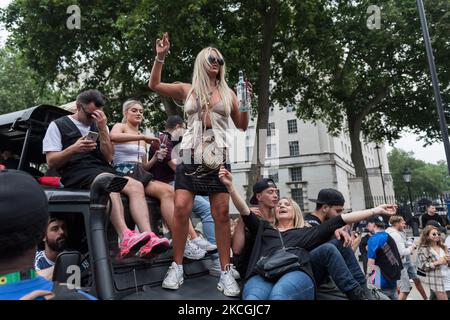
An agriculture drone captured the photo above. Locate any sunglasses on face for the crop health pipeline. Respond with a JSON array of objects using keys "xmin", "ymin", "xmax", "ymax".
[
  {"xmin": 431, "ymin": 233, "xmax": 440, "ymax": 236},
  {"xmin": 207, "ymin": 55, "xmax": 224, "ymax": 66}
]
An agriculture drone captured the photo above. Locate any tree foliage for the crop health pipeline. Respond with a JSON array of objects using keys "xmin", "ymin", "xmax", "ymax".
[
  {"xmin": 388, "ymin": 148, "xmax": 450, "ymax": 201},
  {"xmin": 0, "ymin": 47, "xmax": 61, "ymax": 115}
]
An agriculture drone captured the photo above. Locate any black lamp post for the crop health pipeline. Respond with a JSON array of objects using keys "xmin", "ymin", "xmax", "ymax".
[
  {"xmin": 375, "ymin": 144, "xmax": 387, "ymax": 203},
  {"xmin": 402, "ymin": 167, "xmax": 414, "ymax": 214},
  {"xmin": 417, "ymin": 0, "xmax": 450, "ymax": 175}
]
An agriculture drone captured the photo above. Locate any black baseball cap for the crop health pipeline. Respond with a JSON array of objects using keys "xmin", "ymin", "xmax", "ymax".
[
  {"xmin": 0, "ymin": 170, "xmax": 49, "ymax": 259},
  {"xmin": 425, "ymin": 220, "xmax": 447, "ymax": 233},
  {"xmin": 309, "ymin": 188, "xmax": 345, "ymax": 206},
  {"xmin": 368, "ymin": 215, "xmax": 387, "ymax": 229},
  {"xmin": 249, "ymin": 179, "xmax": 278, "ymax": 205},
  {"xmin": 0, "ymin": 169, "xmax": 48, "ymax": 231}
]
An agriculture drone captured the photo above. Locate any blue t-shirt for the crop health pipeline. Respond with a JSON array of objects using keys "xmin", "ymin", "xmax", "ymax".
[
  {"xmin": 367, "ymin": 232, "xmax": 397, "ymax": 289},
  {"xmin": 0, "ymin": 276, "xmax": 96, "ymax": 300}
]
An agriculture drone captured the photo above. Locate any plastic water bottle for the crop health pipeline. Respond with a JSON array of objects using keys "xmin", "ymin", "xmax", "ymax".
[
  {"xmin": 237, "ymin": 70, "xmax": 248, "ymax": 112},
  {"xmin": 157, "ymin": 143, "xmax": 166, "ymax": 162}
]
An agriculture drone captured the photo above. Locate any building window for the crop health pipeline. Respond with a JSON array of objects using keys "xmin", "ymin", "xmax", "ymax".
[
  {"xmin": 246, "ymin": 147, "xmax": 253, "ymax": 162},
  {"xmin": 287, "ymin": 119, "xmax": 298, "ymax": 134},
  {"xmin": 291, "ymin": 188, "xmax": 304, "ymax": 210},
  {"xmin": 290, "ymin": 167, "xmax": 302, "ymax": 181},
  {"xmin": 289, "ymin": 141, "xmax": 300, "ymax": 157},
  {"xmin": 267, "ymin": 144, "xmax": 277, "ymax": 158},
  {"xmin": 268, "ymin": 122, "xmax": 275, "ymax": 136},
  {"xmin": 268, "ymin": 170, "xmax": 279, "ymax": 183}
]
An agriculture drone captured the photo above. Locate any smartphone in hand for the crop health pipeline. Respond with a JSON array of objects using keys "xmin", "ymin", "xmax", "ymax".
[{"xmin": 85, "ymin": 131, "xmax": 99, "ymax": 142}]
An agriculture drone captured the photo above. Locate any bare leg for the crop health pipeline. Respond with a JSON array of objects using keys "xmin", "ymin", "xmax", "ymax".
[
  {"xmin": 413, "ymin": 278, "xmax": 428, "ymax": 300},
  {"xmin": 145, "ymin": 181, "xmax": 198, "ymax": 239},
  {"xmin": 435, "ymin": 291, "xmax": 448, "ymax": 300},
  {"xmin": 398, "ymin": 292, "xmax": 409, "ymax": 300},
  {"xmin": 109, "ymin": 192, "xmax": 129, "ymax": 240},
  {"xmin": 172, "ymin": 189, "xmax": 195, "ymax": 264},
  {"xmin": 188, "ymin": 220, "xmax": 198, "ymax": 239},
  {"xmin": 121, "ymin": 177, "xmax": 151, "ymax": 233},
  {"xmin": 209, "ymin": 192, "xmax": 231, "ymax": 270}
]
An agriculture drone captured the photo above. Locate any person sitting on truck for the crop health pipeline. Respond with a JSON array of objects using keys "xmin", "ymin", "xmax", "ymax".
[
  {"xmin": 42, "ymin": 89, "xmax": 169, "ymax": 259},
  {"xmin": 0, "ymin": 169, "xmax": 96, "ymax": 300},
  {"xmin": 110, "ymin": 100, "xmax": 211, "ymax": 260}
]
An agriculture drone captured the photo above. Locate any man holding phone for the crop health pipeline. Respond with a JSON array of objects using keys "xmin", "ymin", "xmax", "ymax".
[{"xmin": 43, "ymin": 89, "xmax": 169, "ymax": 259}]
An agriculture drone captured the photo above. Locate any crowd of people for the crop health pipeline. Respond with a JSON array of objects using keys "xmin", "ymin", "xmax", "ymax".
[{"xmin": 1, "ymin": 32, "xmax": 450, "ymax": 300}]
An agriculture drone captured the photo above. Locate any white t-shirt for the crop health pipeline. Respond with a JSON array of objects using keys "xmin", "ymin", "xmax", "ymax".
[{"xmin": 43, "ymin": 116, "xmax": 102, "ymax": 153}]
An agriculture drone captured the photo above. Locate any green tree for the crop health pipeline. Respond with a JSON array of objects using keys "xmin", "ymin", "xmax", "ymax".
[
  {"xmin": 1, "ymin": 0, "xmax": 317, "ymax": 201},
  {"xmin": 291, "ymin": 0, "xmax": 450, "ymax": 205},
  {"xmin": 0, "ymin": 48, "xmax": 60, "ymax": 115},
  {"xmin": 388, "ymin": 148, "xmax": 449, "ymax": 202}
]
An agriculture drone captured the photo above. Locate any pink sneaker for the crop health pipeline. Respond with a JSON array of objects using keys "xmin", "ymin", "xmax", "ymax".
[
  {"xmin": 137, "ymin": 233, "xmax": 170, "ymax": 258},
  {"xmin": 119, "ymin": 230, "xmax": 152, "ymax": 258}
]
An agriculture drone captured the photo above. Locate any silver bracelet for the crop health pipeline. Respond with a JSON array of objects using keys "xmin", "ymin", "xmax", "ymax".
[{"xmin": 155, "ymin": 56, "xmax": 165, "ymax": 64}]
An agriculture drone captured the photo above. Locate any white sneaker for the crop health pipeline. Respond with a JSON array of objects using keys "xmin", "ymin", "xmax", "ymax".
[
  {"xmin": 209, "ymin": 259, "xmax": 241, "ymax": 280},
  {"xmin": 217, "ymin": 270, "xmax": 240, "ymax": 297},
  {"xmin": 184, "ymin": 240, "xmax": 207, "ymax": 260},
  {"xmin": 162, "ymin": 262, "xmax": 184, "ymax": 290},
  {"xmin": 192, "ymin": 236, "xmax": 217, "ymax": 253}
]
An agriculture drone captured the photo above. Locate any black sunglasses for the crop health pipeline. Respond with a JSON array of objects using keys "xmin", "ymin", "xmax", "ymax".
[
  {"xmin": 208, "ymin": 55, "xmax": 224, "ymax": 66},
  {"xmin": 431, "ymin": 233, "xmax": 440, "ymax": 236}
]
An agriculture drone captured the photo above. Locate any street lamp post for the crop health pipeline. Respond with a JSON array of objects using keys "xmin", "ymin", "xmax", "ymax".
[
  {"xmin": 417, "ymin": 0, "xmax": 450, "ymax": 175},
  {"xmin": 402, "ymin": 167, "xmax": 419, "ymax": 236},
  {"xmin": 402, "ymin": 167, "xmax": 414, "ymax": 214},
  {"xmin": 375, "ymin": 144, "xmax": 387, "ymax": 203}
]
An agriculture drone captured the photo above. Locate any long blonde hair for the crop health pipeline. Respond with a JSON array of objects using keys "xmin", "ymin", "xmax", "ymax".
[
  {"xmin": 419, "ymin": 225, "xmax": 448, "ymax": 252},
  {"xmin": 186, "ymin": 47, "xmax": 233, "ymax": 115},
  {"xmin": 276, "ymin": 197, "xmax": 308, "ymax": 228}
]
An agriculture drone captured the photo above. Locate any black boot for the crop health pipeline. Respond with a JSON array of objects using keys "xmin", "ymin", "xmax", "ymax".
[{"xmin": 361, "ymin": 285, "xmax": 376, "ymax": 300}]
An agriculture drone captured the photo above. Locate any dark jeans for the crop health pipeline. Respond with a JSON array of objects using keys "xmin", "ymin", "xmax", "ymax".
[
  {"xmin": 328, "ymin": 239, "xmax": 366, "ymax": 286},
  {"xmin": 310, "ymin": 240, "xmax": 366, "ymax": 293}
]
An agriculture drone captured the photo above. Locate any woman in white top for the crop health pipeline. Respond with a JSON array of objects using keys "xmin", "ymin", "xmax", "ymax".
[
  {"xmin": 110, "ymin": 99, "xmax": 207, "ymax": 259},
  {"xmin": 417, "ymin": 225, "xmax": 450, "ymax": 300},
  {"xmin": 149, "ymin": 32, "xmax": 248, "ymax": 296}
]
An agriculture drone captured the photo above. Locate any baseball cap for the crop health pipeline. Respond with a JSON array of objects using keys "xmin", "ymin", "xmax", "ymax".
[
  {"xmin": 425, "ymin": 220, "xmax": 447, "ymax": 233},
  {"xmin": 249, "ymin": 179, "xmax": 278, "ymax": 205},
  {"xmin": 368, "ymin": 215, "xmax": 387, "ymax": 228},
  {"xmin": 0, "ymin": 169, "xmax": 49, "ymax": 233},
  {"xmin": 309, "ymin": 188, "xmax": 345, "ymax": 206}
]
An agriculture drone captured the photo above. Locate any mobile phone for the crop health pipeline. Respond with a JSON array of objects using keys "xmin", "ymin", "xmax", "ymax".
[{"xmin": 85, "ymin": 131, "xmax": 99, "ymax": 142}]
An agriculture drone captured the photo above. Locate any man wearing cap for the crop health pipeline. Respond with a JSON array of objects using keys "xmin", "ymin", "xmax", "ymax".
[
  {"xmin": 304, "ymin": 188, "xmax": 375, "ymax": 299},
  {"xmin": 232, "ymin": 178, "xmax": 279, "ymax": 277},
  {"xmin": 43, "ymin": 90, "xmax": 169, "ymax": 259},
  {"xmin": 367, "ymin": 216, "xmax": 403, "ymax": 300},
  {"xmin": 0, "ymin": 169, "xmax": 95, "ymax": 299}
]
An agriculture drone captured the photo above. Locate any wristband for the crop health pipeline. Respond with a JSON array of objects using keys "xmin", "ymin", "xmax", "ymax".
[{"xmin": 155, "ymin": 56, "xmax": 165, "ymax": 64}]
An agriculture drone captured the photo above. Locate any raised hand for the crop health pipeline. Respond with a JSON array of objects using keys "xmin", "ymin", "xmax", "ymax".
[
  {"xmin": 374, "ymin": 204, "xmax": 397, "ymax": 216},
  {"xmin": 156, "ymin": 32, "xmax": 170, "ymax": 57},
  {"xmin": 218, "ymin": 165, "xmax": 232, "ymax": 189},
  {"xmin": 91, "ymin": 109, "xmax": 108, "ymax": 132}
]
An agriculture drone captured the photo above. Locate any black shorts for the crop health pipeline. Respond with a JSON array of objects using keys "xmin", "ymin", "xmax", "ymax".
[{"xmin": 175, "ymin": 162, "xmax": 231, "ymax": 196}]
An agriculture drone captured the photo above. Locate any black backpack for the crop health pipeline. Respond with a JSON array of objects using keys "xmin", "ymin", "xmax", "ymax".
[{"xmin": 375, "ymin": 234, "xmax": 403, "ymax": 282}]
